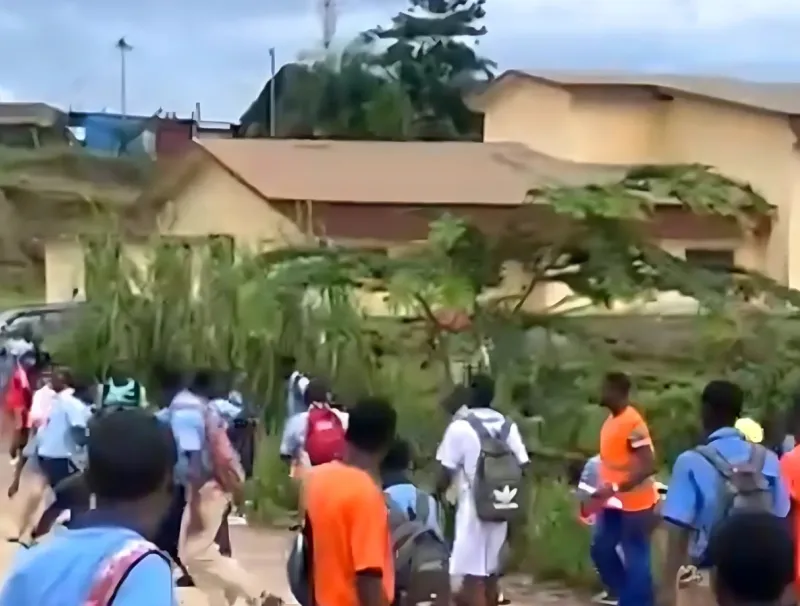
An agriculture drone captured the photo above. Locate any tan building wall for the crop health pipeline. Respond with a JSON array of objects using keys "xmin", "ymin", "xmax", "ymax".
[
  {"xmin": 45, "ymin": 238, "xmax": 85, "ymax": 303},
  {"xmin": 482, "ymin": 78, "xmax": 793, "ymax": 290}
]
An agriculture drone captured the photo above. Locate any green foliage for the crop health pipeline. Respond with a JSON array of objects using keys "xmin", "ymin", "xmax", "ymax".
[{"xmin": 50, "ymin": 166, "xmax": 800, "ymax": 587}]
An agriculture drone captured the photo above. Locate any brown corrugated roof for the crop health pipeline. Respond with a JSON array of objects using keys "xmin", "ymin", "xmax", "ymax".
[
  {"xmin": 468, "ymin": 70, "xmax": 800, "ymax": 116},
  {"xmin": 195, "ymin": 138, "xmax": 630, "ymax": 206},
  {"xmin": 0, "ymin": 103, "xmax": 66, "ymax": 127}
]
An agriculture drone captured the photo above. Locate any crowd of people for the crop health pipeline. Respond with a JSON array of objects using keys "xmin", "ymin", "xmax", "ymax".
[{"xmin": 0, "ymin": 342, "xmax": 797, "ymax": 606}]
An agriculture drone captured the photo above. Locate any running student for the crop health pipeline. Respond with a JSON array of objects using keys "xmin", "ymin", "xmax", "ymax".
[
  {"xmin": 381, "ymin": 437, "xmax": 442, "ymax": 536},
  {"xmin": 660, "ymin": 380, "xmax": 788, "ymax": 606},
  {"xmin": 29, "ymin": 374, "xmax": 95, "ymax": 539},
  {"xmin": 163, "ymin": 370, "xmax": 270, "ymax": 606},
  {"xmin": 435, "ymin": 374, "xmax": 529, "ymax": 606},
  {"xmin": 303, "ymin": 396, "xmax": 397, "ymax": 606},
  {"xmin": 6, "ymin": 358, "xmax": 56, "ymax": 543},
  {"xmin": 590, "ymin": 373, "xmax": 657, "ymax": 606},
  {"xmin": 0, "ymin": 408, "xmax": 177, "ymax": 605},
  {"xmin": 280, "ymin": 378, "xmax": 348, "ymax": 474}
]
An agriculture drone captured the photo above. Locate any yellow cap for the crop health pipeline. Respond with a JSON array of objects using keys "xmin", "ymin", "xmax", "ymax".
[{"xmin": 735, "ymin": 417, "xmax": 764, "ymax": 444}]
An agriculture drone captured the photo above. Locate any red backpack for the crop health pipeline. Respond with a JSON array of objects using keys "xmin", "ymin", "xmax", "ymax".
[{"xmin": 305, "ymin": 405, "xmax": 345, "ymax": 466}]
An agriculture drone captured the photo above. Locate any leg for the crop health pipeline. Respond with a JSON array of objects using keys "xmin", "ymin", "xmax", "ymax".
[
  {"xmin": 216, "ymin": 506, "xmax": 232, "ymax": 557},
  {"xmin": 31, "ymin": 458, "xmax": 76, "ymax": 538},
  {"xmin": 590, "ymin": 509, "xmax": 626, "ymax": 599},
  {"xmin": 180, "ymin": 482, "xmax": 264, "ymax": 606},
  {"xmin": 10, "ymin": 465, "xmax": 47, "ymax": 541},
  {"xmin": 617, "ymin": 510, "xmax": 654, "ymax": 606}
]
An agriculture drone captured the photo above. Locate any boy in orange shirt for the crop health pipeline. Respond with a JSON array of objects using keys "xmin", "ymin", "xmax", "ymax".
[
  {"xmin": 589, "ymin": 372, "xmax": 657, "ymax": 606},
  {"xmin": 303, "ymin": 397, "xmax": 397, "ymax": 606}
]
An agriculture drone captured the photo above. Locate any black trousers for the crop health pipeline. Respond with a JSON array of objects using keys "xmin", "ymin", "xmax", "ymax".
[{"xmin": 33, "ymin": 457, "xmax": 82, "ymax": 538}]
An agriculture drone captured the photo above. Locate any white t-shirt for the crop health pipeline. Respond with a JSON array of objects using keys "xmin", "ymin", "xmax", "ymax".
[
  {"xmin": 29, "ymin": 384, "xmax": 57, "ymax": 429},
  {"xmin": 435, "ymin": 407, "xmax": 529, "ymax": 577}
]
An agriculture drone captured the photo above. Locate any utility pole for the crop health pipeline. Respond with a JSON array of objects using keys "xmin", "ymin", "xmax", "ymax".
[
  {"xmin": 115, "ymin": 37, "xmax": 133, "ymax": 117},
  {"xmin": 269, "ymin": 47, "xmax": 276, "ymax": 137}
]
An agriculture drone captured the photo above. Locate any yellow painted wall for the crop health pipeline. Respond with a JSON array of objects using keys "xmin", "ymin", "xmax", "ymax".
[
  {"xmin": 157, "ymin": 160, "xmax": 306, "ymax": 251},
  {"xmin": 45, "ymin": 239, "xmax": 85, "ymax": 303},
  {"xmin": 482, "ymin": 79, "xmax": 573, "ymax": 158},
  {"xmin": 482, "ymin": 77, "xmax": 795, "ymax": 291}
]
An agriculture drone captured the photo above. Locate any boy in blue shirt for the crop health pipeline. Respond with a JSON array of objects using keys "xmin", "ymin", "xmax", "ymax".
[
  {"xmin": 381, "ymin": 437, "xmax": 442, "ymax": 536},
  {"xmin": 0, "ymin": 408, "xmax": 178, "ymax": 606},
  {"xmin": 659, "ymin": 380, "xmax": 789, "ymax": 606}
]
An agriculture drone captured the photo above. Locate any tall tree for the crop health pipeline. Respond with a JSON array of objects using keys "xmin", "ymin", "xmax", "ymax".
[{"xmin": 363, "ymin": 0, "xmax": 495, "ymax": 139}]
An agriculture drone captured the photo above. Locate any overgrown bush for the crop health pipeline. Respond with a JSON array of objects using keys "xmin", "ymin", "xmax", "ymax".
[{"xmin": 50, "ymin": 224, "xmax": 800, "ymax": 586}]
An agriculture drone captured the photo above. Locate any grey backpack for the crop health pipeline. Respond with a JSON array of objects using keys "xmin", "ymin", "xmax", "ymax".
[
  {"xmin": 386, "ymin": 491, "xmax": 450, "ymax": 606},
  {"xmin": 466, "ymin": 414, "xmax": 524, "ymax": 522},
  {"xmin": 695, "ymin": 443, "xmax": 772, "ymax": 525}
]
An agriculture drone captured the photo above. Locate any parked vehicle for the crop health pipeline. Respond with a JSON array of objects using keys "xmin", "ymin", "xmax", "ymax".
[{"xmin": 0, "ymin": 301, "xmax": 84, "ymax": 342}]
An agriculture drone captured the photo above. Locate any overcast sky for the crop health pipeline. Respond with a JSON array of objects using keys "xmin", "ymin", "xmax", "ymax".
[{"xmin": 2, "ymin": 0, "xmax": 800, "ymax": 121}]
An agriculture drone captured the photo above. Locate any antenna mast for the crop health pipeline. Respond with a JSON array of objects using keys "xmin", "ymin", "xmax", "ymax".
[{"xmin": 319, "ymin": 0, "xmax": 337, "ymax": 50}]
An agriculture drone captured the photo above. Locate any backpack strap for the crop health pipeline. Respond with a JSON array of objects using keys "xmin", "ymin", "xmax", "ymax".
[
  {"xmin": 747, "ymin": 443, "xmax": 767, "ymax": 470},
  {"xmin": 497, "ymin": 419, "xmax": 512, "ymax": 441},
  {"xmin": 465, "ymin": 415, "xmax": 493, "ymax": 440},
  {"xmin": 695, "ymin": 444, "xmax": 735, "ymax": 480},
  {"xmin": 83, "ymin": 539, "xmax": 169, "ymax": 606},
  {"xmin": 415, "ymin": 490, "xmax": 431, "ymax": 523}
]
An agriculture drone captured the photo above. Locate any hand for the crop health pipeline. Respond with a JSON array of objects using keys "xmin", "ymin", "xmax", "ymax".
[
  {"xmin": 592, "ymin": 483, "xmax": 617, "ymax": 502},
  {"xmin": 7, "ymin": 478, "xmax": 19, "ymax": 499}
]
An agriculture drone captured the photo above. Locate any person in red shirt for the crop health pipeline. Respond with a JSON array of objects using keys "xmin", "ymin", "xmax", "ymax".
[{"xmin": 4, "ymin": 351, "xmax": 38, "ymax": 462}]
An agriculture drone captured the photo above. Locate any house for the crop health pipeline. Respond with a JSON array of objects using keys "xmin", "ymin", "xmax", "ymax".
[
  {"xmin": 68, "ymin": 111, "xmax": 235, "ymax": 158},
  {"xmin": 0, "ymin": 103, "xmax": 69, "ymax": 148},
  {"xmin": 44, "ymin": 138, "xmax": 767, "ymax": 314},
  {"xmin": 466, "ymin": 70, "xmax": 800, "ymax": 289}
]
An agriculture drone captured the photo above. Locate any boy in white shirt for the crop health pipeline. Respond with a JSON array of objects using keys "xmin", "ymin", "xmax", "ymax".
[{"xmin": 435, "ymin": 375, "xmax": 529, "ymax": 606}]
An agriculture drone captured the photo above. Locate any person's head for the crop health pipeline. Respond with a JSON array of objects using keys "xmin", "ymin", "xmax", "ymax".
[
  {"xmin": 85, "ymin": 408, "xmax": 177, "ymax": 538},
  {"xmin": 345, "ymin": 396, "xmax": 397, "ymax": 466},
  {"xmin": 107, "ymin": 362, "xmax": 132, "ymax": 383},
  {"xmin": 467, "ymin": 374, "xmax": 495, "ymax": 410},
  {"xmin": 600, "ymin": 372, "xmax": 631, "ymax": 412},
  {"xmin": 18, "ymin": 350, "xmax": 37, "ymax": 370},
  {"xmin": 440, "ymin": 385, "xmax": 470, "ymax": 416},
  {"xmin": 381, "ymin": 437, "xmax": 412, "ymax": 475},
  {"xmin": 304, "ymin": 378, "xmax": 331, "ymax": 408},
  {"xmin": 72, "ymin": 375, "xmax": 97, "ymax": 405},
  {"xmin": 709, "ymin": 512, "xmax": 794, "ymax": 606},
  {"xmin": 189, "ymin": 368, "xmax": 215, "ymax": 398},
  {"xmin": 50, "ymin": 366, "xmax": 72, "ymax": 392},
  {"xmin": 701, "ymin": 380, "xmax": 743, "ymax": 434},
  {"xmin": 279, "ymin": 355, "xmax": 297, "ymax": 380}
]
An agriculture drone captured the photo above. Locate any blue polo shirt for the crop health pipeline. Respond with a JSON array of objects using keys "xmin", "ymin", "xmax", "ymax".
[
  {"xmin": 0, "ymin": 510, "xmax": 174, "ymax": 606},
  {"xmin": 157, "ymin": 391, "xmax": 242, "ymax": 485},
  {"xmin": 661, "ymin": 427, "xmax": 789, "ymax": 565}
]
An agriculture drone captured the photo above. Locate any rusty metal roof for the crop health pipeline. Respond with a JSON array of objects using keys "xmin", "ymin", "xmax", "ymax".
[
  {"xmin": 469, "ymin": 70, "xmax": 800, "ymax": 116},
  {"xmin": 195, "ymin": 138, "xmax": 631, "ymax": 206}
]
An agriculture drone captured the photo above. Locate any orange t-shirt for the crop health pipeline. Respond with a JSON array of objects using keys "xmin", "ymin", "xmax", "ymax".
[
  {"xmin": 780, "ymin": 446, "xmax": 800, "ymax": 591},
  {"xmin": 304, "ymin": 461, "xmax": 395, "ymax": 606},
  {"xmin": 599, "ymin": 405, "xmax": 657, "ymax": 512}
]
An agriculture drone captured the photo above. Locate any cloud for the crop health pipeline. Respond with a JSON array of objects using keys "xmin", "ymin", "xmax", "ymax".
[
  {"xmin": 0, "ymin": 86, "xmax": 14, "ymax": 102},
  {"xmin": 1, "ymin": 0, "xmax": 800, "ymax": 120}
]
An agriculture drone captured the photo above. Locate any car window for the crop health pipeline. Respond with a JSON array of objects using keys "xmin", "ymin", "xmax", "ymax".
[{"xmin": 6, "ymin": 313, "xmax": 42, "ymax": 337}]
